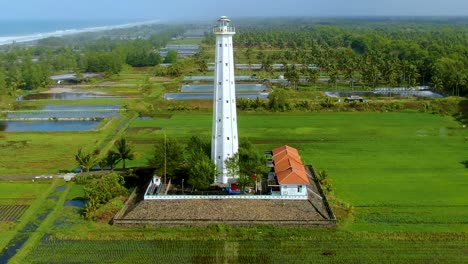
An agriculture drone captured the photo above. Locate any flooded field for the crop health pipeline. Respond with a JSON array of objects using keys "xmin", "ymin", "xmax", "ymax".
[
  {"xmin": 325, "ymin": 88, "xmax": 443, "ymax": 98},
  {"xmin": 0, "ymin": 120, "xmax": 101, "ymax": 132},
  {"xmin": 181, "ymin": 84, "xmax": 267, "ymax": 93},
  {"xmin": 164, "ymin": 92, "xmax": 269, "ymax": 100},
  {"xmin": 17, "ymin": 92, "xmax": 125, "ymax": 101}
]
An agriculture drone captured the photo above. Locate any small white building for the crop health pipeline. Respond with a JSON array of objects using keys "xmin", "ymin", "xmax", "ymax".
[
  {"xmin": 276, "ymin": 168, "xmax": 309, "ymax": 196},
  {"xmin": 269, "ymin": 145, "xmax": 310, "ymax": 196}
]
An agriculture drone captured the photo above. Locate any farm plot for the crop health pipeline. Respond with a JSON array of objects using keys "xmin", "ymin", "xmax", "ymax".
[
  {"xmin": 0, "ymin": 205, "xmax": 29, "ymax": 221},
  {"xmin": 25, "ymin": 237, "xmax": 468, "ymax": 264},
  {"xmin": 123, "ymin": 112, "xmax": 468, "ymax": 232}
]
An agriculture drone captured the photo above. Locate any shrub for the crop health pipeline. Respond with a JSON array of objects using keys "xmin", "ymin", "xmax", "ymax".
[
  {"xmin": 83, "ymin": 172, "xmax": 128, "ymax": 219},
  {"xmin": 89, "ymin": 196, "xmax": 125, "ymax": 222},
  {"xmin": 320, "ymin": 97, "xmax": 336, "ymax": 108},
  {"xmin": 73, "ymin": 175, "xmax": 95, "ymax": 184},
  {"xmin": 462, "ymin": 160, "xmax": 468, "ymax": 168}
]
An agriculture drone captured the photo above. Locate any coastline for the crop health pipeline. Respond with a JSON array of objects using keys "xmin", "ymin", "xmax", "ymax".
[{"xmin": 0, "ymin": 19, "xmax": 160, "ymax": 46}]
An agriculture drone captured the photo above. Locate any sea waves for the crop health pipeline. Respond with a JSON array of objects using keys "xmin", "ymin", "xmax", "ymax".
[{"xmin": 0, "ymin": 20, "xmax": 159, "ymax": 46}]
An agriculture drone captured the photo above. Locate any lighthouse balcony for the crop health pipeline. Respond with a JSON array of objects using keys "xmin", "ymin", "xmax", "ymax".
[{"xmin": 213, "ymin": 27, "xmax": 236, "ymax": 34}]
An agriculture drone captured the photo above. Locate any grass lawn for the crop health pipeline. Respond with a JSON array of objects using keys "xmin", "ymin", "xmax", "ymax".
[
  {"xmin": 0, "ymin": 132, "xmax": 101, "ymax": 175},
  {"xmin": 0, "ymin": 181, "xmax": 49, "ymax": 201}
]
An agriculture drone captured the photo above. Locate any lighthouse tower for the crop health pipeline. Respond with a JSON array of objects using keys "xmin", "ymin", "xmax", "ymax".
[{"xmin": 211, "ymin": 16, "xmax": 239, "ymax": 184}]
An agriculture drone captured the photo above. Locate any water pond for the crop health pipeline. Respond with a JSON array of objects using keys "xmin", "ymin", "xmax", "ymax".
[
  {"xmin": 0, "ymin": 120, "xmax": 100, "ymax": 132},
  {"xmin": 181, "ymin": 84, "xmax": 267, "ymax": 93},
  {"xmin": 325, "ymin": 89, "xmax": 443, "ymax": 98},
  {"xmin": 164, "ymin": 92, "xmax": 269, "ymax": 100},
  {"xmin": 6, "ymin": 105, "xmax": 121, "ymax": 119},
  {"xmin": 183, "ymin": 75, "xmax": 257, "ymax": 82},
  {"xmin": 64, "ymin": 200, "xmax": 85, "ymax": 208},
  {"xmin": 17, "ymin": 92, "xmax": 125, "ymax": 101}
]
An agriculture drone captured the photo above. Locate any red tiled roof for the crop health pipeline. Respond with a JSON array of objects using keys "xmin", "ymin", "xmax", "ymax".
[
  {"xmin": 272, "ymin": 145, "xmax": 310, "ymax": 185},
  {"xmin": 272, "ymin": 145, "xmax": 299, "ymax": 156},
  {"xmin": 276, "ymin": 167, "xmax": 310, "ymax": 185},
  {"xmin": 274, "ymin": 157, "xmax": 304, "ymax": 174},
  {"xmin": 273, "ymin": 150, "xmax": 302, "ymax": 165}
]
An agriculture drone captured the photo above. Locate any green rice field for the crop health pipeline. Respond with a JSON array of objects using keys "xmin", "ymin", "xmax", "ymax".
[
  {"xmin": 1, "ymin": 111, "xmax": 467, "ymax": 263},
  {"xmin": 124, "ymin": 112, "xmax": 468, "ymax": 232},
  {"xmin": 24, "ymin": 238, "xmax": 468, "ymax": 264}
]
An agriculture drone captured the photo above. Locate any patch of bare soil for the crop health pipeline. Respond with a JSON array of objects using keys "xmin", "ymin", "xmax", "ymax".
[
  {"xmin": 42, "ymin": 87, "xmax": 75, "ymax": 93},
  {"xmin": 124, "ymin": 199, "xmax": 325, "ymax": 222}
]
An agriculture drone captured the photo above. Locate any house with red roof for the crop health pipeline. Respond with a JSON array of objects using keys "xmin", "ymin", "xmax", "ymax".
[{"xmin": 268, "ymin": 145, "xmax": 310, "ymax": 196}]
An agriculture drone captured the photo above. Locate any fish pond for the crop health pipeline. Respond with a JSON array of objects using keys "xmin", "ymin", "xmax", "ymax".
[
  {"xmin": 164, "ymin": 92, "xmax": 269, "ymax": 100},
  {"xmin": 0, "ymin": 120, "xmax": 101, "ymax": 132},
  {"xmin": 181, "ymin": 83, "xmax": 267, "ymax": 93}
]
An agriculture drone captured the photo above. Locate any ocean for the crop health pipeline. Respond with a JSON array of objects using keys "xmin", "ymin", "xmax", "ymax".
[{"xmin": 0, "ymin": 19, "xmax": 158, "ymax": 45}]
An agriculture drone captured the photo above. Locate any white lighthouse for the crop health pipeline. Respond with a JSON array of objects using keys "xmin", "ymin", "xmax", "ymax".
[{"xmin": 211, "ymin": 16, "xmax": 239, "ymax": 184}]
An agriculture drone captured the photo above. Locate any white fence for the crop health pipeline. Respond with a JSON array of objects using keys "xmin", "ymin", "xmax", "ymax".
[{"xmin": 144, "ymin": 194, "xmax": 308, "ymax": 201}]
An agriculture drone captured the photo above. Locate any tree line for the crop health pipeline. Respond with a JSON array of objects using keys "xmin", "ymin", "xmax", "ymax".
[
  {"xmin": 75, "ymin": 135, "xmax": 268, "ymax": 192},
  {"xmin": 204, "ymin": 18, "xmax": 468, "ymax": 95},
  {"xmin": 0, "ymin": 26, "xmax": 185, "ymax": 96}
]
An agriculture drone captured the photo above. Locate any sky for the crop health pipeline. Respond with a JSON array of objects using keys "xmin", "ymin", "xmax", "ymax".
[{"xmin": 0, "ymin": 0, "xmax": 467, "ymax": 21}]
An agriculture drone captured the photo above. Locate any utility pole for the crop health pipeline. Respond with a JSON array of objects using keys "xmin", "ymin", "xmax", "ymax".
[
  {"xmin": 182, "ymin": 179, "xmax": 184, "ymax": 194},
  {"xmin": 164, "ymin": 133, "xmax": 167, "ymax": 185}
]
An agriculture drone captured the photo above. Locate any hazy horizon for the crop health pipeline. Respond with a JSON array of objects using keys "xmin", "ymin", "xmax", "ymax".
[{"xmin": 1, "ymin": 0, "xmax": 467, "ymax": 21}]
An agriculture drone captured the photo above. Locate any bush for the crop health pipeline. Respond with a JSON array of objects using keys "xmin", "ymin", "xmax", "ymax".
[
  {"xmin": 462, "ymin": 160, "xmax": 468, "ymax": 168},
  {"xmin": 83, "ymin": 172, "xmax": 128, "ymax": 219},
  {"xmin": 320, "ymin": 97, "xmax": 336, "ymax": 108},
  {"xmin": 73, "ymin": 175, "xmax": 95, "ymax": 184},
  {"xmin": 89, "ymin": 196, "xmax": 125, "ymax": 222}
]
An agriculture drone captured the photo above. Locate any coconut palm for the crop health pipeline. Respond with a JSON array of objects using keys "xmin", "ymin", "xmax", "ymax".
[
  {"xmin": 110, "ymin": 138, "xmax": 135, "ymax": 169},
  {"xmin": 75, "ymin": 148, "xmax": 97, "ymax": 173}
]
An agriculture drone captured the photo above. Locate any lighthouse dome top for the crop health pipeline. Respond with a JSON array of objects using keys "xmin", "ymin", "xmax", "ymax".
[
  {"xmin": 214, "ymin": 16, "xmax": 235, "ymax": 34},
  {"xmin": 219, "ymin": 16, "xmax": 231, "ymax": 22}
]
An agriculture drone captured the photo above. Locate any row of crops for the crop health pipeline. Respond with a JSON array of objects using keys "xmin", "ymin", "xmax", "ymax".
[
  {"xmin": 0, "ymin": 205, "xmax": 29, "ymax": 221},
  {"xmin": 25, "ymin": 239, "xmax": 468, "ymax": 263}
]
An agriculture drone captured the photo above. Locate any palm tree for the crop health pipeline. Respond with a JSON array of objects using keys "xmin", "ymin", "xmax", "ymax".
[
  {"xmin": 75, "ymin": 148, "xmax": 97, "ymax": 173},
  {"xmin": 100, "ymin": 151, "xmax": 121, "ymax": 170},
  {"xmin": 453, "ymin": 73, "xmax": 464, "ymax": 97},
  {"xmin": 111, "ymin": 138, "xmax": 135, "ymax": 169},
  {"xmin": 430, "ymin": 75, "xmax": 443, "ymax": 92}
]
